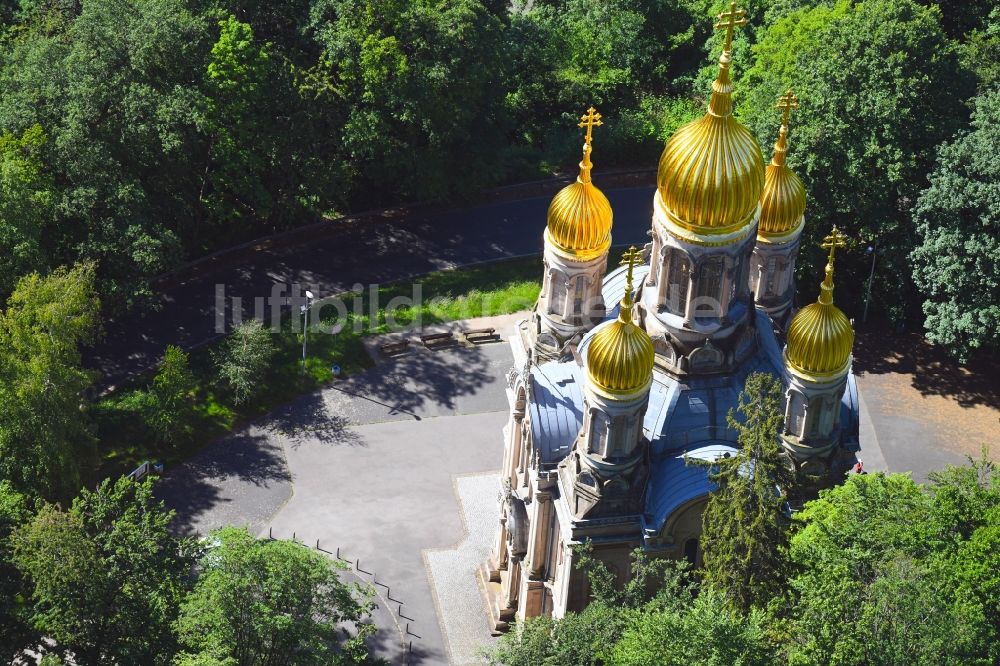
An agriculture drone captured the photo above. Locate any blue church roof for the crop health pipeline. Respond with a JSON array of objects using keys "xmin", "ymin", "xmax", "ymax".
[
  {"xmin": 523, "ymin": 266, "xmax": 861, "ymax": 534},
  {"xmin": 528, "ymin": 362, "xmax": 585, "ymax": 465},
  {"xmin": 645, "ymin": 443, "xmax": 738, "ymax": 533}
]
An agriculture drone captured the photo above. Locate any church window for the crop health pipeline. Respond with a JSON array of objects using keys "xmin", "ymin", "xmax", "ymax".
[
  {"xmin": 787, "ymin": 393, "xmax": 806, "ymax": 436},
  {"xmin": 665, "ymin": 252, "xmax": 690, "ymax": 315},
  {"xmin": 683, "ymin": 538, "xmax": 699, "ymax": 566},
  {"xmin": 808, "ymin": 398, "xmax": 823, "ymax": 436},
  {"xmin": 694, "ymin": 257, "xmax": 724, "ymax": 317},
  {"xmin": 571, "ymin": 275, "xmax": 586, "ymax": 318},
  {"xmin": 764, "ymin": 257, "xmax": 777, "ymax": 296},
  {"xmin": 549, "ymin": 270, "xmax": 566, "ymax": 315},
  {"xmin": 608, "ymin": 415, "xmax": 627, "ymax": 456},
  {"xmin": 818, "ymin": 397, "xmax": 835, "ymax": 435},
  {"xmin": 589, "ymin": 411, "xmax": 608, "ymax": 455}
]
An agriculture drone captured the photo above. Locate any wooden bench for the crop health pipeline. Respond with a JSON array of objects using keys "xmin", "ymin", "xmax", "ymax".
[
  {"xmin": 420, "ymin": 331, "xmax": 456, "ymax": 349},
  {"xmin": 462, "ymin": 327, "xmax": 499, "ymax": 344},
  {"xmin": 379, "ymin": 339, "xmax": 411, "ymax": 356}
]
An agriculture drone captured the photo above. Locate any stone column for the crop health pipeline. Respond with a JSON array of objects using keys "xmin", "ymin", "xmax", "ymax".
[{"xmin": 526, "ymin": 492, "xmax": 553, "ymax": 577}]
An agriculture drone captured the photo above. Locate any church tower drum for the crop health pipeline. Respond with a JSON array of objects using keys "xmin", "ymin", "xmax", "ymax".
[
  {"xmin": 781, "ymin": 228, "xmax": 855, "ymax": 470},
  {"xmin": 530, "ymin": 108, "xmax": 613, "ymax": 362},
  {"xmin": 561, "ymin": 248, "xmax": 655, "ymax": 519},
  {"xmin": 637, "ymin": 2, "xmax": 765, "ymax": 375},
  {"xmin": 750, "ymin": 91, "xmax": 807, "ymax": 327}
]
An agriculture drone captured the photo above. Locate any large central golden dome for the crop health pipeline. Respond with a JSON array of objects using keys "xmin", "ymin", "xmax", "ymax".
[
  {"xmin": 657, "ymin": 20, "xmax": 764, "ymax": 237},
  {"xmin": 785, "ymin": 232, "xmax": 855, "ymax": 379}
]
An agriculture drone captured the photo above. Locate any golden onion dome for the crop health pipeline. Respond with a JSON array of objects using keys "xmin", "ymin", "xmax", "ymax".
[
  {"xmin": 545, "ymin": 108, "xmax": 613, "ymax": 261},
  {"xmin": 587, "ymin": 249, "xmax": 654, "ymax": 397},
  {"xmin": 785, "ymin": 229, "xmax": 854, "ymax": 379},
  {"xmin": 759, "ymin": 92, "xmax": 806, "ymax": 239},
  {"xmin": 656, "ymin": 11, "xmax": 764, "ymax": 237}
]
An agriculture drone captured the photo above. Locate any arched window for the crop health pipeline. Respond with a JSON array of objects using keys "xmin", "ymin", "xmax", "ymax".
[
  {"xmin": 694, "ymin": 257, "xmax": 724, "ymax": 317},
  {"xmin": 808, "ymin": 398, "xmax": 823, "ymax": 436},
  {"xmin": 589, "ymin": 411, "xmax": 609, "ymax": 456},
  {"xmin": 786, "ymin": 392, "xmax": 806, "ymax": 436},
  {"xmin": 764, "ymin": 257, "xmax": 777, "ymax": 297},
  {"xmin": 549, "ymin": 270, "xmax": 566, "ymax": 315},
  {"xmin": 571, "ymin": 275, "xmax": 587, "ymax": 318},
  {"xmin": 683, "ymin": 538, "xmax": 699, "ymax": 566},
  {"xmin": 665, "ymin": 251, "xmax": 690, "ymax": 315}
]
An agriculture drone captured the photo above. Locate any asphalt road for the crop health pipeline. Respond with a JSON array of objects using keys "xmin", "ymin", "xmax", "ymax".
[{"xmin": 86, "ymin": 186, "xmax": 657, "ymax": 389}]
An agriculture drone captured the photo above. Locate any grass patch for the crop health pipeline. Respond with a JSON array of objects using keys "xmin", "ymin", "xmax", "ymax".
[{"xmin": 91, "ymin": 255, "xmax": 544, "ymax": 480}]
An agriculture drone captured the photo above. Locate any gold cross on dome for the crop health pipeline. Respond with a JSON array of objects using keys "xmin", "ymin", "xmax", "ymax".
[
  {"xmin": 620, "ymin": 246, "xmax": 644, "ymax": 297},
  {"xmin": 714, "ymin": 2, "xmax": 748, "ymax": 52},
  {"xmin": 821, "ymin": 227, "xmax": 848, "ymax": 265},
  {"xmin": 775, "ymin": 89, "xmax": 799, "ymax": 126},
  {"xmin": 578, "ymin": 107, "xmax": 603, "ymax": 146}
]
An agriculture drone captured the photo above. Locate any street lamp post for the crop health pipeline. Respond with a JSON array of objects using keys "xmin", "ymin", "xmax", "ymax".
[
  {"xmin": 863, "ymin": 244, "xmax": 877, "ymax": 324},
  {"xmin": 301, "ymin": 290, "xmax": 314, "ymax": 367}
]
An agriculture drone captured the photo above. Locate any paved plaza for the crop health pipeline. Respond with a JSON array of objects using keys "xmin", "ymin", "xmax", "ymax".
[
  {"xmin": 161, "ymin": 339, "xmax": 514, "ymax": 665},
  {"xmin": 158, "ymin": 315, "xmax": 998, "ymax": 665}
]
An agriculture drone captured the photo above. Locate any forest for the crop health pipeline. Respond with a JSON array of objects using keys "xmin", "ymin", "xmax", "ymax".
[{"xmin": 0, "ymin": 0, "xmax": 995, "ymax": 356}]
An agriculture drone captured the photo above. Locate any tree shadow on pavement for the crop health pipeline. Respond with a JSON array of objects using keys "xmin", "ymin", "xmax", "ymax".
[
  {"xmin": 853, "ymin": 325, "xmax": 1000, "ymax": 411},
  {"xmin": 157, "ymin": 429, "xmax": 291, "ymax": 537},
  {"xmin": 267, "ymin": 392, "xmax": 366, "ymax": 449},
  {"xmin": 333, "ymin": 344, "xmax": 500, "ymax": 418}
]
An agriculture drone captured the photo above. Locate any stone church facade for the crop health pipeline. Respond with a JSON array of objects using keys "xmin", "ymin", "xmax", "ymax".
[{"xmin": 482, "ymin": 5, "xmax": 861, "ymax": 629}]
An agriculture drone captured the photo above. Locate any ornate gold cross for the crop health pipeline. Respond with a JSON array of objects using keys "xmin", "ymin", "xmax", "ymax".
[
  {"xmin": 620, "ymin": 246, "xmax": 644, "ymax": 298},
  {"xmin": 714, "ymin": 2, "xmax": 748, "ymax": 52},
  {"xmin": 821, "ymin": 227, "xmax": 848, "ymax": 265},
  {"xmin": 775, "ymin": 89, "xmax": 799, "ymax": 126},
  {"xmin": 578, "ymin": 107, "xmax": 603, "ymax": 146}
]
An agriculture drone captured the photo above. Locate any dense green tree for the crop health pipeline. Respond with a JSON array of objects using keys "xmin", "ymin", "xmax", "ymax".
[
  {"xmin": 11, "ymin": 476, "xmax": 196, "ymax": 665},
  {"xmin": 740, "ymin": 0, "xmax": 975, "ymax": 319},
  {"xmin": 201, "ymin": 13, "xmax": 348, "ymax": 235},
  {"xmin": 490, "ymin": 553, "xmax": 775, "ymax": 666},
  {"xmin": 787, "ymin": 473, "xmax": 993, "ymax": 665},
  {"xmin": 213, "ymin": 319, "xmax": 276, "ymax": 405},
  {"xmin": 0, "ymin": 0, "xmax": 347, "ymax": 307},
  {"xmin": 961, "ymin": 6, "xmax": 1000, "ymax": 91},
  {"xmin": 0, "ymin": 481, "xmax": 34, "ymax": 662},
  {"xmin": 0, "ymin": 124, "xmax": 54, "ymax": 298},
  {"xmin": 922, "ymin": 0, "xmax": 996, "ymax": 39},
  {"xmin": 0, "ymin": 263, "xmax": 100, "ymax": 501},
  {"xmin": 0, "ymin": 0, "xmax": 208, "ymax": 308},
  {"xmin": 308, "ymin": 0, "xmax": 506, "ymax": 203},
  {"xmin": 489, "ymin": 548, "xmax": 690, "ymax": 666},
  {"xmin": 502, "ymin": 0, "xmax": 704, "ymax": 171},
  {"xmin": 608, "ymin": 588, "xmax": 774, "ymax": 666},
  {"xmin": 927, "ymin": 453, "xmax": 1000, "ymax": 656},
  {"xmin": 488, "ymin": 604, "xmax": 623, "ymax": 666},
  {"xmin": 174, "ymin": 526, "xmax": 377, "ymax": 666},
  {"xmin": 148, "ymin": 345, "xmax": 199, "ymax": 446},
  {"xmin": 910, "ymin": 89, "xmax": 1000, "ymax": 362},
  {"xmin": 697, "ymin": 372, "xmax": 792, "ymax": 612}
]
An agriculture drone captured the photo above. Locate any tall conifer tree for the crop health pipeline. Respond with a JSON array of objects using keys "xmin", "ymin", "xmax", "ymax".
[{"xmin": 697, "ymin": 372, "xmax": 793, "ymax": 611}]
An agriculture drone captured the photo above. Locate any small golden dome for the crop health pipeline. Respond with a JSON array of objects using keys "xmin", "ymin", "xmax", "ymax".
[
  {"xmin": 546, "ymin": 108, "xmax": 613, "ymax": 261},
  {"xmin": 656, "ymin": 34, "xmax": 764, "ymax": 236},
  {"xmin": 587, "ymin": 249, "xmax": 654, "ymax": 397},
  {"xmin": 759, "ymin": 92, "xmax": 806, "ymax": 239},
  {"xmin": 785, "ymin": 230, "xmax": 854, "ymax": 379}
]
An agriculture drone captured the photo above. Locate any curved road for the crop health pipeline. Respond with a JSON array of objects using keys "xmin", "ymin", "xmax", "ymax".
[{"xmin": 87, "ymin": 186, "xmax": 657, "ymax": 388}]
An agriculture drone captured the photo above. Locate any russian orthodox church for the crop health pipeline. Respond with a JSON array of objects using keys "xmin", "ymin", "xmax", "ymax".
[{"xmin": 482, "ymin": 5, "xmax": 860, "ymax": 628}]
